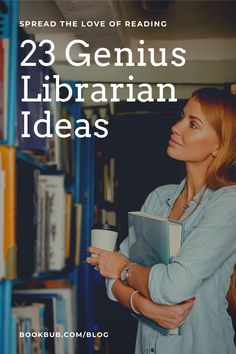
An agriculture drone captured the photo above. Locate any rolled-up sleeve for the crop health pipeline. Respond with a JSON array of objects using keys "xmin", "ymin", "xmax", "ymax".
[{"xmin": 148, "ymin": 190, "xmax": 236, "ymax": 304}]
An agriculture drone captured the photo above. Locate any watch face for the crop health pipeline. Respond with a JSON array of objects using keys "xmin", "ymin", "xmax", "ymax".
[{"xmin": 120, "ymin": 268, "xmax": 127, "ymax": 282}]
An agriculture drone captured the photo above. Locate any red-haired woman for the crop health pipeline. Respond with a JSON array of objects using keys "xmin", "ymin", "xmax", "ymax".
[{"xmin": 88, "ymin": 88, "xmax": 236, "ymax": 354}]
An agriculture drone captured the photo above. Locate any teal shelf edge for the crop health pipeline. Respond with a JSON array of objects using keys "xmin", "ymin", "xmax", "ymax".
[
  {"xmin": 2, "ymin": 280, "xmax": 12, "ymax": 354},
  {"xmin": 11, "ymin": 267, "xmax": 78, "ymax": 286},
  {"xmin": 16, "ymin": 150, "xmax": 57, "ymax": 170},
  {"xmin": 6, "ymin": 0, "xmax": 18, "ymax": 145},
  {"xmin": 0, "ymin": 12, "xmax": 10, "ymax": 38},
  {"xmin": 0, "ymin": 139, "xmax": 7, "ymax": 145}
]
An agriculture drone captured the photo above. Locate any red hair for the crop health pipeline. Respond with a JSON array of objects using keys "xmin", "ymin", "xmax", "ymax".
[{"xmin": 192, "ymin": 88, "xmax": 236, "ymax": 189}]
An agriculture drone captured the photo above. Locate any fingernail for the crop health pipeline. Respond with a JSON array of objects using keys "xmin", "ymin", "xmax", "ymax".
[{"xmin": 190, "ymin": 296, "xmax": 196, "ymax": 301}]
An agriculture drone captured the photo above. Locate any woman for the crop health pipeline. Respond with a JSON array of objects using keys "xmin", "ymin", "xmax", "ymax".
[{"xmin": 87, "ymin": 88, "xmax": 236, "ymax": 354}]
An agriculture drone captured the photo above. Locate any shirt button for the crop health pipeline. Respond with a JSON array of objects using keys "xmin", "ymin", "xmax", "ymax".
[{"xmin": 151, "ymin": 349, "xmax": 154, "ymax": 353}]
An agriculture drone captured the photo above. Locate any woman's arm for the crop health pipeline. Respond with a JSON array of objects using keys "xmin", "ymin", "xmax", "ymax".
[
  {"xmin": 87, "ymin": 248, "xmax": 151, "ymax": 298},
  {"xmin": 111, "ymin": 279, "xmax": 195, "ymax": 329},
  {"xmin": 88, "ymin": 190, "xmax": 236, "ymax": 304}
]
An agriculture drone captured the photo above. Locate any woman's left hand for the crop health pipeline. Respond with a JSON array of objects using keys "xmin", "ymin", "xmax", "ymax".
[{"xmin": 87, "ymin": 246, "xmax": 129, "ymax": 278}]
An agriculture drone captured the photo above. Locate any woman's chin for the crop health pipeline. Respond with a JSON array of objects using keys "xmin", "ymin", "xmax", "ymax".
[{"xmin": 166, "ymin": 146, "xmax": 182, "ymax": 160}]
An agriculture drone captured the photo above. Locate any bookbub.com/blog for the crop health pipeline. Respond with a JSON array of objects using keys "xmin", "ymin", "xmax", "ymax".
[{"xmin": 19, "ymin": 331, "xmax": 109, "ymax": 338}]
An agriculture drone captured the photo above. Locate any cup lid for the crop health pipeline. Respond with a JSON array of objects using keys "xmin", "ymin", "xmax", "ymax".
[{"xmin": 91, "ymin": 223, "xmax": 118, "ymax": 232}]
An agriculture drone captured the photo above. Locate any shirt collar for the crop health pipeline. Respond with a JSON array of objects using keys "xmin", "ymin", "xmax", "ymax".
[
  {"xmin": 166, "ymin": 178, "xmax": 186, "ymax": 207},
  {"xmin": 166, "ymin": 178, "xmax": 214, "ymax": 207}
]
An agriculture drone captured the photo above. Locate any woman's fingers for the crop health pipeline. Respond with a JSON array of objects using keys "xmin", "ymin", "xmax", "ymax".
[
  {"xmin": 181, "ymin": 298, "xmax": 195, "ymax": 312},
  {"xmin": 86, "ymin": 256, "xmax": 99, "ymax": 265},
  {"xmin": 86, "ymin": 249, "xmax": 129, "ymax": 279},
  {"xmin": 174, "ymin": 299, "xmax": 195, "ymax": 325},
  {"xmin": 87, "ymin": 246, "xmax": 104, "ymax": 255}
]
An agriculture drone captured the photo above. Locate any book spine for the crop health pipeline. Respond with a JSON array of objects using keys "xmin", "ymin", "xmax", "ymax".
[{"xmin": 0, "ymin": 146, "xmax": 17, "ymax": 279}]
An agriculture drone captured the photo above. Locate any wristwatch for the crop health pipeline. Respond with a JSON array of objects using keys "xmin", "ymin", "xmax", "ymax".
[{"xmin": 120, "ymin": 263, "xmax": 135, "ymax": 286}]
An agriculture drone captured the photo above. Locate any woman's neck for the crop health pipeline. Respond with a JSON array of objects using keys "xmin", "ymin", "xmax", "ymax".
[{"xmin": 185, "ymin": 164, "xmax": 207, "ymax": 201}]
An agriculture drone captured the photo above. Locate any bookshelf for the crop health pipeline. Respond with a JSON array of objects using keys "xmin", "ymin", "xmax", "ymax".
[
  {"xmin": 0, "ymin": 0, "xmax": 18, "ymax": 145},
  {"xmin": 0, "ymin": 2, "xmax": 95, "ymax": 354},
  {"xmin": 0, "ymin": 2, "xmax": 18, "ymax": 354}
]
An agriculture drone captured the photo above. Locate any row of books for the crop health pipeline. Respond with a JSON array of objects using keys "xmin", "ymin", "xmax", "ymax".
[
  {"xmin": 3, "ymin": 34, "xmax": 75, "ymax": 169},
  {"xmin": 0, "ymin": 37, "xmax": 9, "ymax": 141},
  {"xmin": 94, "ymin": 149, "xmax": 118, "ymax": 229},
  {"xmin": 95, "ymin": 152, "xmax": 117, "ymax": 204},
  {"xmin": 17, "ymin": 77, "xmax": 77, "ymax": 178},
  {"xmin": 94, "ymin": 206, "xmax": 117, "ymax": 227},
  {"xmin": 0, "ymin": 29, "xmax": 76, "ymax": 178},
  {"xmin": 0, "ymin": 145, "xmax": 83, "ymax": 280},
  {"xmin": 1, "ymin": 279, "xmax": 76, "ymax": 354}
]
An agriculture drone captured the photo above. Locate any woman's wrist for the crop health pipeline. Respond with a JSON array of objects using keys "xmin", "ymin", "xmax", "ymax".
[
  {"xmin": 132, "ymin": 292, "xmax": 151, "ymax": 316},
  {"xmin": 130, "ymin": 291, "xmax": 140, "ymax": 314},
  {"xmin": 136, "ymin": 295, "xmax": 162, "ymax": 321}
]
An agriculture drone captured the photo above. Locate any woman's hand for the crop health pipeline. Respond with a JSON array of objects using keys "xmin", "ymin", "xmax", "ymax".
[
  {"xmin": 87, "ymin": 246, "xmax": 129, "ymax": 279},
  {"xmin": 135, "ymin": 294, "xmax": 195, "ymax": 330}
]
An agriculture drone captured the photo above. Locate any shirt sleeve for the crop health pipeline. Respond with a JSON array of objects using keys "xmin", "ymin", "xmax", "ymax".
[{"xmin": 148, "ymin": 190, "xmax": 236, "ymax": 304}]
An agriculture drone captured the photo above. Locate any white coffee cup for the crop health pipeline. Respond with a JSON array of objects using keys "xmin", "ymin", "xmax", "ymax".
[{"xmin": 91, "ymin": 224, "xmax": 118, "ymax": 257}]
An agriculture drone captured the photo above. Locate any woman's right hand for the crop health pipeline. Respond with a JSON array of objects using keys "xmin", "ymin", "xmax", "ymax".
[{"xmin": 135, "ymin": 295, "xmax": 195, "ymax": 330}]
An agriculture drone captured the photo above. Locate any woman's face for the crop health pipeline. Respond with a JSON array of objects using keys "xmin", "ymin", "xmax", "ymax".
[{"xmin": 167, "ymin": 97, "xmax": 220, "ymax": 163}]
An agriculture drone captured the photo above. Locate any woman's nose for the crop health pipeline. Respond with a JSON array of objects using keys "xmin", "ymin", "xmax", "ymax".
[{"xmin": 171, "ymin": 121, "xmax": 182, "ymax": 135}]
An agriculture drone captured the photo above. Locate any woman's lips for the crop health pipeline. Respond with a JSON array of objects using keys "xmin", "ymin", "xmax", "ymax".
[{"xmin": 168, "ymin": 137, "xmax": 183, "ymax": 147}]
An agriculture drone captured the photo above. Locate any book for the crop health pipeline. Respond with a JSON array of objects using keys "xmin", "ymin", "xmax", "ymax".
[
  {"xmin": 75, "ymin": 203, "xmax": 82, "ymax": 265},
  {"xmin": 12, "ymin": 305, "xmax": 42, "ymax": 354},
  {"xmin": 9, "ymin": 313, "xmax": 17, "ymax": 354},
  {"xmin": 12, "ymin": 292, "xmax": 58, "ymax": 354},
  {"xmin": 14, "ymin": 287, "xmax": 75, "ymax": 354},
  {"xmin": 2, "ymin": 38, "xmax": 9, "ymax": 140},
  {"xmin": 16, "ymin": 158, "xmax": 39, "ymax": 277},
  {"xmin": 0, "ymin": 154, "xmax": 5, "ymax": 278},
  {"xmin": 35, "ymin": 174, "xmax": 66, "ymax": 272},
  {"xmin": 65, "ymin": 192, "xmax": 73, "ymax": 260},
  {"xmin": 128, "ymin": 211, "xmax": 183, "ymax": 335},
  {"xmin": 0, "ymin": 38, "xmax": 3, "ymax": 140},
  {"xmin": 0, "ymin": 146, "xmax": 17, "ymax": 279}
]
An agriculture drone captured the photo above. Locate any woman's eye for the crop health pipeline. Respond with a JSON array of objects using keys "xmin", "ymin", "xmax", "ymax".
[{"xmin": 190, "ymin": 121, "xmax": 198, "ymax": 129}]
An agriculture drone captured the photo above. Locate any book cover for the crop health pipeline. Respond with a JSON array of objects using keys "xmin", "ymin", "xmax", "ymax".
[{"xmin": 128, "ymin": 211, "xmax": 183, "ymax": 267}]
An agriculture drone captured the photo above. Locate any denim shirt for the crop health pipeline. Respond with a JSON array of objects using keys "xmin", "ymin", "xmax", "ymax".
[{"xmin": 106, "ymin": 179, "xmax": 236, "ymax": 354}]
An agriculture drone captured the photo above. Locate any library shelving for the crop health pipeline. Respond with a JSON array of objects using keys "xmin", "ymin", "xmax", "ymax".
[
  {"xmin": 1, "ymin": 1, "xmax": 19, "ymax": 354},
  {"xmin": 0, "ymin": 0, "xmax": 18, "ymax": 145},
  {"xmin": 0, "ymin": 2, "xmax": 95, "ymax": 354}
]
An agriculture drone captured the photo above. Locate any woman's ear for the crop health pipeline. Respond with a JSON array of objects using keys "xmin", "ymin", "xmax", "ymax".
[{"xmin": 212, "ymin": 145, "xmax": 219, "ymax": 157}]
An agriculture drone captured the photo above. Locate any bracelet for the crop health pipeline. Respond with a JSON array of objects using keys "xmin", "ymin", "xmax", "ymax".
[{"xmin": 130, "ymin": 290, "xmax": 141, "ymax": 314}]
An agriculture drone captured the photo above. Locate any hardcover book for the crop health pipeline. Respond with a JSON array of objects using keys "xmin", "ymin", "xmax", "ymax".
[{"xmin": 128, "ymin": 211, "xmax": 183, "ymax": 335}]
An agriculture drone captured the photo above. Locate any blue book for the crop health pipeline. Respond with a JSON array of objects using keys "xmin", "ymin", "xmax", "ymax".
[
  {"xmin": 0, "ymin": 282, "xmax": 2, "ymax": 353},
  {"xmin": 24, "ymin": 318, "xmax": 32, "ymax": 354},
  {"xmin": 128, "ymin": 211, "xmax": 183, "ymax": 335},
  {"xmin": 9, "ymin": 314, "xmax": 17, "ymax": 354},
  {"xmin": 38, "ymin": 306, "xmax": 46, "ymax": 354}
]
